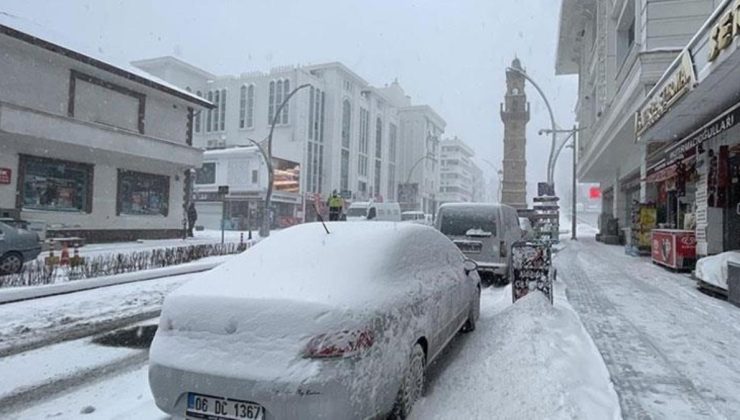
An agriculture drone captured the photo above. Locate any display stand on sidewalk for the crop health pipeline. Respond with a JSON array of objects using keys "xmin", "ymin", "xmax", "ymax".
[{"xmin": 510, "ymin": 241, "xmax": 554, "ymax": 304}]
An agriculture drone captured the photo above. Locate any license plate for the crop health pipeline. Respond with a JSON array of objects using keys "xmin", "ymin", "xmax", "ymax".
[
  {"xmin": 186, "ymin": 393, "xmax": 264, "ymax": 420},
  {"xmin": 455, "ymin": 241, "xmax": 482, "ymax": 254}
]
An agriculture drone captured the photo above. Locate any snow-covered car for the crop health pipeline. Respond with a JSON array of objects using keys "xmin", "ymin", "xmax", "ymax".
[
  {"xmin": 149, "ymin": 222, "xmax": 481, "ymax": 419},
  {"xmin": 0, "ymin": 221, "xmax": 42, "ymax": 275}
]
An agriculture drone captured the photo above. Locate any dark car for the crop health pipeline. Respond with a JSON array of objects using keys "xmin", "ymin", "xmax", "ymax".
[{"xmin": 0, "ymin": 221, "xmax": 42, "ymax": 274}]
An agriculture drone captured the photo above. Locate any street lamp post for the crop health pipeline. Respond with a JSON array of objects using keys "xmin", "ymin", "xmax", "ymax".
[
  {"xmin": 483, "ymin": 159, "xmax": 504, "ymax": 202},
  {"xmin": 404, "ymin": 153, "xmax": 435, "ymax": 211},
  {"xmin": 246, "ymin": 137, "xmax": 271, "ymax": 239},
  {"xmin": 539, "ymin": 126, "xmax": 585, "ymax": 240},
  {"xmin": 261, "ymin": 83, "xmax": 311, "ymax": 238},
  {"xmin": 506, "ymin": 66, "xmax": 558, "ymax": 186}
]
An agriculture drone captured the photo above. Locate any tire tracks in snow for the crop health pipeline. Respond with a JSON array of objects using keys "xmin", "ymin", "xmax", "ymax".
[{"xmin": 556, "ymin": 239, "xmax": 729, "ymax": 419}]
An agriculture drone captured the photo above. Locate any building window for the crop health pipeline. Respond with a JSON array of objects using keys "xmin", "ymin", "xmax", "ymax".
[
  {"xmin": 251, "ymin": 169, "xmax": 259, "ymax": 184},
  {"xmin": 375, "ymin": 117, "xmax": 383, "ymax": 159},
  {"xmin": 239, "ymin": 85, "xmax": 247, "ymax": 129},
  {"xmin": 206, "ymin": 91, "xmax": 213, "ymax": 132},
  {"xmin": 117, "ymin": 170, "xmax": 169, "ymax": 216},
  {"xmin": 195, "ymin": 90, "xmax": 202, "ymax": 133},
  {"xmin": 306, "ymin": 87, "xmax": 325, "ymax": 193},
  {"xmin": 374, "ymin": 160, "xmax": 382, "ymax": 197},
  {"xmin": 388, "ymin": 163, "xmax": 396, "ymax": 200},
  {"xmin": 341, "ymin": 100, "xmax": 351, "ymax": 149},
  {"xmin": 68, "ymin": 70, "xmax": 145, "ymax": 134},
  {"xmin": 219, "ymin": 89, "xmax": 226, "ymax": 131},
  {"xmin": 282, "ymin": 79, "xmax": 290, "ymax": 124},
  {"xmin": 341, "ymin": 149, "xmax": 350, "ymax": 192},
  {"xmin": 195, "ymin": 162, "xmax": 215, "ymax": 184},
  {"xmin": 20, "ymin": 155, "xmax": 92, "ymax": 213},
  {"xmin": 268, "ymin": 81, "xmax": 275, "ymax": 124},
  {"xmin": 247, "ymin": 85, "xmax": 255, "ymax": 128},
  {"xmin": 359, "ymin": 107, "xmax": 369, "ymax": 176},
  {"xmin": 389, "ymin": 123, "xmax": 397, "ymax": 163},
  {"xmin": 617, "ymin": 0, "xmax": 636, "ymax": 67},
  {"xmin": 213, "ymin": 90, "xmax": 220, "ymax": 132}
]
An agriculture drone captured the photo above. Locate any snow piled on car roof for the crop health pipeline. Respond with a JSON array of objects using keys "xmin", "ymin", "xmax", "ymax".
[{"xmin": 171, "ymin": 221, "xmax": 456, "ymax": 306}]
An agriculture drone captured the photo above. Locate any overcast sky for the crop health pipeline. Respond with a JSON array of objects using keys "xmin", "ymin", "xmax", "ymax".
[{"xmin": 2, "ymin": 0, "xmax": 578, "ymax": 199}]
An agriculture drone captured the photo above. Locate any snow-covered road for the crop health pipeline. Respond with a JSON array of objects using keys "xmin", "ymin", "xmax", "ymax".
[{"xmin": 556, "ymin": 231, "xmax": 740, "ymax": 419}]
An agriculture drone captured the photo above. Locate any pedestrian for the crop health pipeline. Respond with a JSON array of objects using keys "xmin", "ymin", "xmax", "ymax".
[
  {"xmin": 327, "ymin": 190, "xmax": 344, "ymax": 221},
  {"xmin": 187, "ymin": 202, "xmax": 197, "ymax": 237}
]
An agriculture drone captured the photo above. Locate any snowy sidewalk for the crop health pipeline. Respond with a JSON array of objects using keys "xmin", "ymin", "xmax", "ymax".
[
  {"xmin": 556, "ymin": 235, "xmax": 740, "ymax": 419},
  {"xmin": 413, "ymin": 285, "xmax": 621, "ymax": 419}
]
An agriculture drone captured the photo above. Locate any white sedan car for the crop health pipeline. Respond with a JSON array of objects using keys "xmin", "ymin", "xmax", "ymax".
[{"xmin": 149, "ymin": 222, "xmax": 480, "ymax": 420}]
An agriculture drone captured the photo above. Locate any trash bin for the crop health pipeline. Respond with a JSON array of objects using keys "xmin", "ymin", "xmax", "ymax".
[{"xmin": 729, "ymin": 262, "xmax": 740, "ymax": 308}]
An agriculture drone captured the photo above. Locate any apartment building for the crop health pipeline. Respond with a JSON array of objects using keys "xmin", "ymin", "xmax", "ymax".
[
  {"xmin": 0, "ymin": 15, "xmax": 211, "ymax": 242},
  {"xmin": 556, "ymin": 0, "xmax": 716, "ymax": 231},
  {"xmin": 133, "ymin": 58, "xmax": 443, "ymax": 223},
  {"xmin": 438, "ymin": 137, "xmax": 478, "ymax": 204}
]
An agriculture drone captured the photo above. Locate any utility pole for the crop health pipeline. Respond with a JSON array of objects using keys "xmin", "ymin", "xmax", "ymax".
[{"xmin": 570, "ymin": 126, "xmax": 578, "ymax": 240}]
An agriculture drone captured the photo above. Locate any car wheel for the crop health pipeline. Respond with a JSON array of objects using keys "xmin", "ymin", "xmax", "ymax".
[
  {"xmin": 392, "ymin": 343, "xmax": 425, "ymax": 419},
  {"xmin": 461, "ymin": 286, "xmax": 481, "ymax": 333},
  {"xmin": 493, "ymin": 274, "xmax": 510, "ymax": 287},
  {"xmin": 0, "ymin": 252, "xmax": 24, "ymax": 275}
]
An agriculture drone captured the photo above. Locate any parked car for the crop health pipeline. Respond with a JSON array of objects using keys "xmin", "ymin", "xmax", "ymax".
[
  {"xmin": 519, "ymin": 216, "xmax": 535, "ymax": 240},
  {"xmin": 149, "ymin": 222, "xmax": 480, "ymax": 419},
  {"xmin": 0, "ymin": 221, "xmax": 42, "ymax": 274},
  {"xmin": 436, "ymin": 203, "xmax": 522, "ymax": 286},
  {"xmin": 401, "ymin": 210, "xmax": 432, "ymax": 225},
  {"xmin": 346, "ymin": 201, "xmax": 402, "ymax": 222}
]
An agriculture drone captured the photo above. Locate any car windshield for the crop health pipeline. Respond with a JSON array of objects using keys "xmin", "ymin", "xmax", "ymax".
[
  {"xmin": 3, "ymin": 1, "xmax": 739, "ymax": 419},
  {"xmin": 440, "ymin": 209, "xmax": 497, "ymax": 237}
]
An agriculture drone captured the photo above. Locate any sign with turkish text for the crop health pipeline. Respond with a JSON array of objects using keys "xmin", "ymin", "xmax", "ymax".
[
  {"xmin": 708, "ymin": 0, "xmax": 740, "ymax": 62},
  {"xmin": 635, "ymin": 51, "xmax": 696, "ymax": 136}
]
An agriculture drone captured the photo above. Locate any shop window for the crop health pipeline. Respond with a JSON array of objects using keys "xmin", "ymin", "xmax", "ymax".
[
  {"xmin": 195, "ymin": 162, "xmax": 216, "ymax": 184},
  {"xmin": 20, "ymin": 155, "xmax": 93, "ymax": 213},
  {"xmin": 117, "ymin": 170, "xmax": 169, "ymax": 216}
]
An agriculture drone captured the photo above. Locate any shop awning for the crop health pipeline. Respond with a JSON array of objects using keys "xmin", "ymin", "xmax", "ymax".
[{"xmin": 644, "ymin": 155, "xmax": 696, "ymax": 183}]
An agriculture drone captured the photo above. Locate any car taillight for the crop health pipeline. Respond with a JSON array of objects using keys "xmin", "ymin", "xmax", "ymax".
[
  {"xmin": 303, "ymin": 328, "xmax": 375, "ymax": 359},
  {"xmin": 500, "ymin": 240, "xmax": 507, "ymax": 258}
]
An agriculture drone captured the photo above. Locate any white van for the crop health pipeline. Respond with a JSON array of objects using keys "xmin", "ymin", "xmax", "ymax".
[
  {"xmin": 346, "ymin": 202, "xmax": 402, "ymax": 222},
  {"xmin": 435, "ymin": 203, "xmax": 522, "ymax": 286}
]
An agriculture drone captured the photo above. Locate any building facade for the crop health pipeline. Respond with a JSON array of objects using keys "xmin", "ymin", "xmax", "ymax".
[
  {"xmin": 500, "ymin": 58, "xmax": 529, "ymax": 210},
  {"xmin": 133, "ymin": 58, "xmax": 444, "ymax": 222},
  {"xmin": 438, "ymin": 137, "xmax": 478, "ymax": 204},
  {"xmin": 556, "ymin": 0, "xmax": 717, "ymax": 233},
  {"xmin": 0, "ymin": 16, "xmax": 210, "ymax": 242}
]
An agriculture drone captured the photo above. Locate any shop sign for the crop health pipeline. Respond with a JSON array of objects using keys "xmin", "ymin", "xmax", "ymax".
[
  {"xmin": 635, "ymin": 51, "xmax": 696, "ymax": 136},
  {"xmin": 666, "ymin": 102, "xmax": 740, "ymax": 162},
  {"xmin": 0, "ymin": 168, "xmax": 11, "ymax": 185},
  {"xmin": 708, "ymin": 0, "xmax": 740, "ymax": 62}
]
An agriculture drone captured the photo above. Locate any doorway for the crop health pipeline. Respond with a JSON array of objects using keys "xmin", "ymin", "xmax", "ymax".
[{"xmin": 725, "ymin": 154, "xmax": 740, "ymax": 251}]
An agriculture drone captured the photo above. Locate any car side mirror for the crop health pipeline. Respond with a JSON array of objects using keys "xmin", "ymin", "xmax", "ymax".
[{"xmin": 463, "ymin": 259, "xmax": 478, "ymax": 275}]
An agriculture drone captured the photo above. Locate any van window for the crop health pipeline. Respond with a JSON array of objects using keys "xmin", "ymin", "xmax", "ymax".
[
  {"xmin": 440, "ymin": 208, "xmax": 497, "ymax": 236},
  {"xmin": 347, "ymin": 207, "xmax": 367, "ymax": 217}
]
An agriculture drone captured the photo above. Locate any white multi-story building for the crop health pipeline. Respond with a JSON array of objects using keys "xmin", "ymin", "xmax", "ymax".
[
  {"xmin": 437, "ymin": 137, "xmax": 478, "ymax": 204},
  {"xmin": 133, "ymin": 58, "xmax": 442, "ymax": 223},
  {"xmin": 556, "ymin": 0, "xmax": 716, "ymax": 233},
  {"xmin": 0, "ymin": 15, "xmax": 210, "ymax": 242}
]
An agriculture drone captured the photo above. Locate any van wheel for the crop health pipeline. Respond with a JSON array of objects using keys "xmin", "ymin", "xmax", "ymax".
[
  {"xmin": 493, "ymin": 275, "xmax": 510, "ymax": 287},
  {"xmin": 391, "ymin": 344, "xmax": 425, "ymax": 419},
  {"xmin": 480, "ymin": 272, "xmax": 494, "ymax": 288}
]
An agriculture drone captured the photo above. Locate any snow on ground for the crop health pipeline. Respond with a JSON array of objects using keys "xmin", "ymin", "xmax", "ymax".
[
  {"xmin": 0, "ymin": 271, "xmax": 199, "ymax": 354},
  {"xmin": 413, "ymin": 285, "xmax": 621, "ymax": 420},
  {"xmin": 557, "ymin": 228, "xmax": 740, "ymax": 419}
]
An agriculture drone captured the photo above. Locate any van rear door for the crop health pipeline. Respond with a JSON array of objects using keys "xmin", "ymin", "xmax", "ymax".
[{"xmin": 439, "ymin": 207, "xmax": 498, "ymax": 262}]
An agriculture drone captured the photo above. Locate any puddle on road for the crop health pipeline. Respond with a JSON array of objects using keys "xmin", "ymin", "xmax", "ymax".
[{"xmin": 92, "ymin": 325, "xmax": 158, "ymax": 349}]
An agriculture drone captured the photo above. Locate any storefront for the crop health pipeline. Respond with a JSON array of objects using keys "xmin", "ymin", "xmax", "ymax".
[{"xmin": 635, "ymin": 0, "xmax": 740, "ymax": 261}]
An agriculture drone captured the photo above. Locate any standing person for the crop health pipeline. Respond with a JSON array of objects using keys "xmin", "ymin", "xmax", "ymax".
[
  {"xmin": 186, "ymin": 202, "xmax": 197, "ymax": 237},
  {"xmin": 327, "ymin": 190, "xmax": 344, "ymax": 221}
]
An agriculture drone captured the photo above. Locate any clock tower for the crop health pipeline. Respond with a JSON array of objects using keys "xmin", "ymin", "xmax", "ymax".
[{"xmin": 500, "ymin": 58, "xmax": 530, "ymax": 209}]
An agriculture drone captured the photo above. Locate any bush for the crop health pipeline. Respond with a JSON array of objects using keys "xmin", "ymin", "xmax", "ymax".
[{"xmin": 0, "ymin": 242, "xmax": 244, "ymax": 289}]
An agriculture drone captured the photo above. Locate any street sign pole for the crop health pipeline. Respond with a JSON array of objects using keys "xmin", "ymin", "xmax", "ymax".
[{"xmin": 218, "ymin": 185, "xmax": 229, "ymax": 244}]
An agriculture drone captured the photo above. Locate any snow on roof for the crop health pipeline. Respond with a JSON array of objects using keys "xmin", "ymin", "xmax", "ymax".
[
  {"xmin": 202, "ymin": 146, "xmax": 259, "ymax": 158},
  {"xmin": 0, "ymin": 12, "xmax": 212, "ymax": 108},
  {"xmin": 171, "ymin": 222, "xmax": 446, "ymax": 306}
]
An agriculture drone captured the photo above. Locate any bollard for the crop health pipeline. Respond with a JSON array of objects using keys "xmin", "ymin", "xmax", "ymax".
[{"xmin": 60, "ymin": 244, "xmax": 70, "ymax": 266}]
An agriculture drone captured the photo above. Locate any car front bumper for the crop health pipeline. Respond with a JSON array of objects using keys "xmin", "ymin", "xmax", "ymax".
[{"xmin": 149, "ymin": 358, "xmax": 398, "ymax": 420}]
